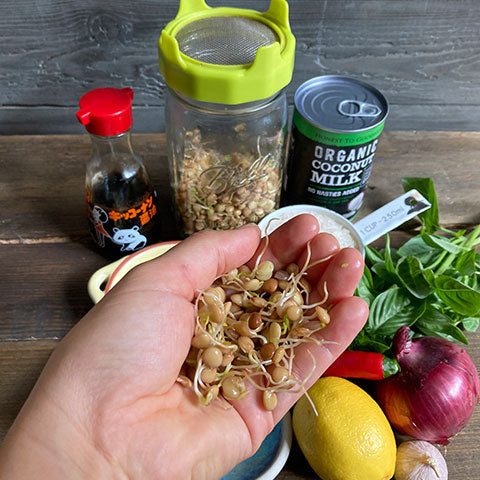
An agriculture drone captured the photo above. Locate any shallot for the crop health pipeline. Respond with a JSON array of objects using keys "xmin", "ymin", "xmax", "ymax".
[
  {"xmin": 376, "ymin": 326, "xmax": 480, "ymax": 445},
  {"xmin": 395, "ymin": 440, "xmax": 448, "ymax": 480}
]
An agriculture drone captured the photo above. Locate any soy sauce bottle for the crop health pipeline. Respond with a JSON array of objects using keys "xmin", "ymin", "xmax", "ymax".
[{"xmin": 76, "ymin": 87, "xmax": 159, "ymax": 258}]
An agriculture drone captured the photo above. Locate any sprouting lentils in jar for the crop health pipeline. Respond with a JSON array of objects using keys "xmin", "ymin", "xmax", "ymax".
[
  {"xmin": 177, "ymin": 240, "xmax": 332, "ymax": 411},
  {"xmin": 175, "ymin": 128, "xmax": 284, "ymax": 235}
]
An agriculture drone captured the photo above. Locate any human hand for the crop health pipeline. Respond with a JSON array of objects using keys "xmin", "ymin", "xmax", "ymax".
[{"xmin": 0, "ymin": 215, "xmax": 367, "ymax": 480}]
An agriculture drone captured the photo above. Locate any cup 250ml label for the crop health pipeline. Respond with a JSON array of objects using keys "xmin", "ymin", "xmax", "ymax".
[{"xmin": 286, "ymin": 112, "xmax": 385, "ymax": 219}]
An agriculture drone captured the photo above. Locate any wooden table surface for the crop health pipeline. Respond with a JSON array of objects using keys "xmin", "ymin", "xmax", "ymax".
[{"xmin": 0, "ymin": 132, "xmax": 479, "ymax": 478}]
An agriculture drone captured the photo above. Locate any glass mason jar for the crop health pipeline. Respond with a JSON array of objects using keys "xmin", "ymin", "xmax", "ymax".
[
  {"xmin": 158, "ymin": 0, "xmax": 296, "ymax": 235},
  {"xmin": 165, "ymin": 87, "xmax": 288, "ymax": 236}
]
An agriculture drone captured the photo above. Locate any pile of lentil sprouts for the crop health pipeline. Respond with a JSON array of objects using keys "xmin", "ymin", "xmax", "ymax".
[{"xmin": 178, "ymin": 238, "xmax": 332, "ymax": 411}]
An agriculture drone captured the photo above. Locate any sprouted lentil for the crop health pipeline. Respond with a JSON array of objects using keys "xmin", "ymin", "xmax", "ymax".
[
  {"xmin": 176, "ymin": 128, "xmax": 283, "ymax": 235},
  {"xmin": 179, "ymin": 237, "xmax": 333, "ymax": 411}
]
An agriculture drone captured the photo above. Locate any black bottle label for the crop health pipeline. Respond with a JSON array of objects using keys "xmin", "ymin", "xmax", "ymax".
[{"xmin": 87, "ymin": 189, "xmax": 159, "ymax": 257}]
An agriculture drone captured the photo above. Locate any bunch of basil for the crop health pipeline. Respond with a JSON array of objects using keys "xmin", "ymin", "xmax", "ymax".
[{"xmin": 352, "ymin": 177, "xmax": 480, "ymax": 354}]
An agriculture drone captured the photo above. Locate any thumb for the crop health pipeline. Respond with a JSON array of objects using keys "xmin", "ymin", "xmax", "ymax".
[{"xmin": 116, "ymin": 224, "xmax": 262, "ymax": 300}]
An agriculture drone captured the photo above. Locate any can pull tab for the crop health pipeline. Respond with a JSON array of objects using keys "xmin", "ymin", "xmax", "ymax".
[{"xmin": 338, "ymin": 99, "xmax": 382, "ymax": 118}]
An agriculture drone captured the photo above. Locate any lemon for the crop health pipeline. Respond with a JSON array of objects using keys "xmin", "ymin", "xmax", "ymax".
[{"xmin": 293, "ymin": 377, "xmax": 396, "ymax": 480}]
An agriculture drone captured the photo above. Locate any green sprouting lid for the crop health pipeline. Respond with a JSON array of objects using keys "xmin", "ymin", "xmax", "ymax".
[{"xmin": 158, "ymin": 0, "xmax": 296, "ymax": 105}]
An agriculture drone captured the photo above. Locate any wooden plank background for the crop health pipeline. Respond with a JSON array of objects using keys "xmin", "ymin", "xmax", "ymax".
[{"xmin": 1, "ymin": 0, "xmax": 480, "ymax": 134}]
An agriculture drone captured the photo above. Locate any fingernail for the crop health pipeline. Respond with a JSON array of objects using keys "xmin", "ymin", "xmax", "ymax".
[{"xmin": 238, "ymin": 223, "xmax": 258, "ymax": 231}]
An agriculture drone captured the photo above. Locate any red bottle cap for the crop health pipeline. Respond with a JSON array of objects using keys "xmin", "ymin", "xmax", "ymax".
[{"xmin": 76, "ymin": 87, "xmax": 134, "ymax": 136}]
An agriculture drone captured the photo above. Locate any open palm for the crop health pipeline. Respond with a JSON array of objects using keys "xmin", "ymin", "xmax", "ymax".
[{"xmin": 1, "ymin": 216, "xmax": 367, "ymax": 480}]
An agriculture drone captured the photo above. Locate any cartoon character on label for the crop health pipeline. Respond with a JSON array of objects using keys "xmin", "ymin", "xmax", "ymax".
[
  {"xmin": 90, "ymin": 205, "xmax": 111, "ymax": 247},
  {"xmin": 405, "ymin": 195, "xmax": 430, "ymax": 214},
  {"xmin": 111, "ymin": 226, "xmax": 147, "ymax": 252}
]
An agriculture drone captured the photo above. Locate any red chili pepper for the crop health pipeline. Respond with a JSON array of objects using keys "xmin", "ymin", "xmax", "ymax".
[{"xmin": 323, "ymin": 351, "xmax": 399, "ymax": 380}]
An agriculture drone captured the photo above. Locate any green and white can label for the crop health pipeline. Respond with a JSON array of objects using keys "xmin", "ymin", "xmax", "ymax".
[{"xmin": 285, "ymin": 76, "xmax": 389, "ymax": 219}]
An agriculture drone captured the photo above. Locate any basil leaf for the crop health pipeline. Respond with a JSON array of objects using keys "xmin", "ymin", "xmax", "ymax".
[
  {"xmin": 456, "ymin": 249, "xmax": 477, "ymax": 275},
  {"xmin": 371, "ymin": 272, "xmax": 391, "ymax": 294},
  {"xmin": 383, "ymin": 234, "xmax": 396, "ymax": 274},
  {"xmin": 397, "ymin": 236, "xmax": 442, "ymax": 266},
  {"xmin": 349, "ymin": 334, "xmax": 390, "ymax": 354},
  {"xmin": 416, "ymin": 304, "xmax": 469, "ymax": 344},
  {"xmin": 368, "ymin": 286, "xmax": 412, "ymax": 330},
  {"xmin": 374, "ymin": 303, "xmax": 420, "ymax": 337},
  {"xmin": 356, "ymin": 266, "xmax": 375, "ymax": 307},
  {"xmin": 421, "ymin": 232, "xmax": 467, "ymax": 254},
  {"xmin": 418, "ymin": 323, "xmax": 468, "ymax": 344},
  {"xmin": 434, "ymin": 275, "xmax": 480, "ymax": 316},
  {"xmin": 396, "ymin": 256, "xmax": 432, "ymax": 299},
  {"xmin": 462, "ymin": 275, "xmax": 479, "ymax": 290},
  {"xmin": 463, "ymin": 317, "xmax": 480, "ymax": 332},
  {"xmin": 365, "ymin": 245, "xmax": 384, "ymax": 265},
  {"xmin": 423, "ymin": 268, "xmax": 436, "ymax": 286},
  {"xmin": 371, "ymin": 262, "xmax": 401, "ymax": 286},
  {"xmin": 453, "ymin": 229, "xmax": 467, "ymax": 238},
  {"xmin": 401, "ymin": 177, "xmax": 439, "ymax": 233}
]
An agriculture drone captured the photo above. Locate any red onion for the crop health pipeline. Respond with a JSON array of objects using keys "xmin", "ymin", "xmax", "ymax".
[{"xmin": 376, "ymin": 326, "xmax": 480, "ymax": 445}]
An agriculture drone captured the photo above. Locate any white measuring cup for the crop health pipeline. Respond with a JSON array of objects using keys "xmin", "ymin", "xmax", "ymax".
[{"xmin": 257, "ymin": 189, "xmax": 432, "ymax": 256}]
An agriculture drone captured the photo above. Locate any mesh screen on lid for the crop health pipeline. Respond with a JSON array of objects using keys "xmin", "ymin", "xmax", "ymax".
[{"xmin": 175, "ymin": 16, "xmax": 278, "ymax": 66}]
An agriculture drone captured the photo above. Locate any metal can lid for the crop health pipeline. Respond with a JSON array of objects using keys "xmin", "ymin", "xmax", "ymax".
[{"xmin": 294, "ymin": 75, "xmax": 389, "ymax": 134}]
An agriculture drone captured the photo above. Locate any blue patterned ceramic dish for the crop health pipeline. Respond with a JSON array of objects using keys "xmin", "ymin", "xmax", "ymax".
[{"xmin": 221, "ymin": 413, "xmax": 292, "ymax": 480}]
